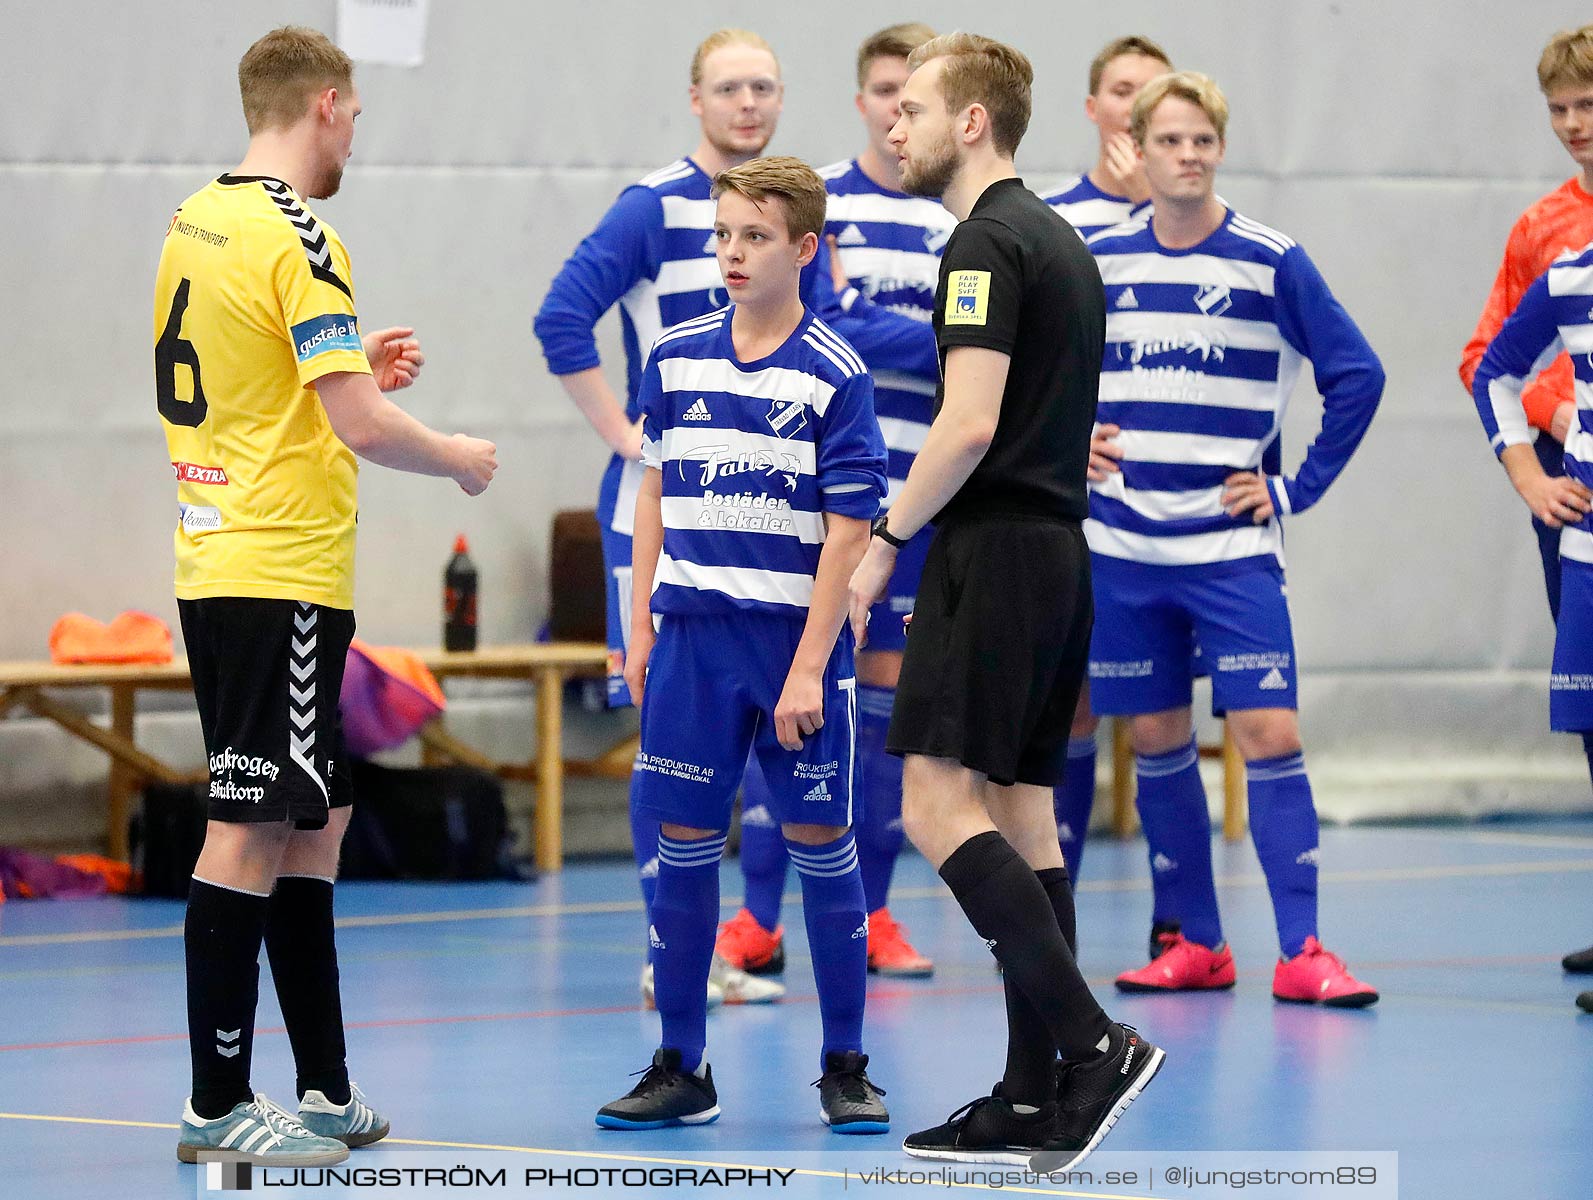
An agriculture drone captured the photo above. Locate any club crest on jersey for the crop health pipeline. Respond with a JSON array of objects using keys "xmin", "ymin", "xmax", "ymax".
[
  {"xmin": 1194, "ymin": 283, "xmax": 1233, "ymax": 317},
  {"xmin": 924, "ymin": 226, "xmax": 952, "ymax": 254},
  {"xmin": 766, "ymin": 398, "xmax": 807, "ymax": 439}
]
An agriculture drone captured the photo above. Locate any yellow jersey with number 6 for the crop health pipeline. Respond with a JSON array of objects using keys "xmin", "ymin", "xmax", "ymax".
[{"xmin": 154, "ymin": 174, "xmax": 371, "ymax": 609}]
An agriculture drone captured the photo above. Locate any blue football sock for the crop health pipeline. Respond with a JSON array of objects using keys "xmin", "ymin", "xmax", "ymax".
[
  {"xmin": 1135, "ymin": 737, "xmax": 1222, "ymax": 949},
  {"xmin": 737, "ymin": 754, "xmax": 788, "ymax": 932},
  {"xmin": 1053, "ymin": 735, "xmax": 1097, "ymax": 883},
  {"xmin": 628, "ymin": 800, "xmax": 660, "ymax": 964},
  {"xmin": 1245, "ymin": 752, "xmax": 1319, "ymax": 958},
  {"xmin": 652, "ymin": 831, "xmax": 726, "ymax": 1074},
  {"xmin": 788, "ymin": 831, "xmax": 867, "ymax": 1070},
  {"xmin": 855, "ymin": 684, "xmax": 904, "ymax": 914}
]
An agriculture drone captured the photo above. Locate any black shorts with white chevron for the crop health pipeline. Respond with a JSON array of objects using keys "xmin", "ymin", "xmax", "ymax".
[{"xmin": 178, "ymin": 597, "xmax": 355, "ymax": 829}]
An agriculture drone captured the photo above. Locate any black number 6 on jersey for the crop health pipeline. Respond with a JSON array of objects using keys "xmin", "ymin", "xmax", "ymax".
[{"xmin": 156, "ymin": 278, "xmax": 208, "ymax": 427}]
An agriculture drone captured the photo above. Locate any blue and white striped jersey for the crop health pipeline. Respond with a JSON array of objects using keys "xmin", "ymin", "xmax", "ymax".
[
  {"xmin": 819, "ymin": 159, "xmax": 953, "ymax": 509},
  {"xmin": 1043, "ymin": 174, "xmax": 1148, "ymax": 241},
  {"xmin": 1084, "ymin": 208, "xmax": 1383, "ymax": 572},
  {"xmin": 535, "ymin": 157, "xmax": 938, "ymax": 538},
  {"xmin": 638, "ymin": 306, "xmax": 887, "ymax": 617},
  {"xmin": 1473, "ymin": 241, "xmax": 1593, "ymax": 565}
]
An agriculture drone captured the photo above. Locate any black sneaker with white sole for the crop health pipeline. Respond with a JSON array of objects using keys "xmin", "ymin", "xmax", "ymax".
[
  {"xmin": 595, "ymin": 1048, "xmax": 720, "ymax": 1129},
  {"xmin": 816, "ymin": 1050, "xmax": 889, "ymax": 1134},
  {"xmin": 1030, "ymin": 1024, "xmax": 1164, "ymax": 1173},
  {"xmin": 902, "ymin": 1085, "xmax": 1059, "ymax": 1165}
]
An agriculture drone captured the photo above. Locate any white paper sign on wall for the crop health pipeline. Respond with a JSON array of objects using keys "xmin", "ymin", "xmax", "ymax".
[{"xmin": 337, "ymin": 0, "xmax": 430, "ymax": 68}]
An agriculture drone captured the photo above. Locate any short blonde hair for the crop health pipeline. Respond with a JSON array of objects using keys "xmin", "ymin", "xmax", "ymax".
[
  {"xmin": 238, "ymin": 26, "xmax": 353, "ymax": 136},
  {"xmin": 691, "ymin": 28, "xmax": 778, "ymax": 86},
  {"xmin": 1130, "ymin": 70, "xmax": 1228, "ymax": 144},
  {"xmin": 712, "ymin": 156, "xmax": 827, "ymax": 242},
  {"xmin": 1539, "ymin": 25, "xmax": 1593, "ymax": 93},
  {"xmin": 856, "ymin": 23, "xmax": 938, "ymax": 90},
  {"xmin": 908, "ymin": 32, "xmax": 1033, "ymax": 157},
  {"xmin": 1087, "ymin": 35, "xmax": 1173, "ymax": 95}
]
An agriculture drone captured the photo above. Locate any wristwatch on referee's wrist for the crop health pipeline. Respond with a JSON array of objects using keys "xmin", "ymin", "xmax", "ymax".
[{"xmin": 872, "ymin": 516, "xmax": 908, "ymax": 549}]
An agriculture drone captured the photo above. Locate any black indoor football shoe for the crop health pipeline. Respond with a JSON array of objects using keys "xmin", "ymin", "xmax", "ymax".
[
  {"xmin": 595, "ymin": 1048, "xmax": 720, "ymax": 1130},
  {"xmin": 902, "ymin": 1084, "xmax": 1059, "ymax": 1165}
]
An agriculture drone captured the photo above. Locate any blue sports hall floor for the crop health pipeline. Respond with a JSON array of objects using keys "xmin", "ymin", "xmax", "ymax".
[{"xmin": 2, "ymin": 820, "xmax": 1591, "ymax": 1199}]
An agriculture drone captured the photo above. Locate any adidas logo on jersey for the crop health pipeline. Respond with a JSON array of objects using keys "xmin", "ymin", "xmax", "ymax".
[
  {"xmin": 1258, "ymin": 667, "xmax": 1288, "ymax": 690},
  {"xmin": 1152, "ymin": 852, "xmax": 1178, "ymax": 874},
  {"xmin": 703, "ymin": 232, "xmax": 719, "ymax": 254},
  {"xmin": 803, "ymin": 780, "xmax": 832, "ymax": 803},
  {"xmin": 648, "ymin": 924, "xmax": 667, "ymax": 950},
  {"xmin": 682, "ymin": 398, "xmax": 712, "ymax": 421},
  {"xmin": 836, "ymin": 223, "xmax": 868, "ymax": 246},
  {"xmin": 1117, "ymin": 286, "xmax": 1139, "ymax": 309}
]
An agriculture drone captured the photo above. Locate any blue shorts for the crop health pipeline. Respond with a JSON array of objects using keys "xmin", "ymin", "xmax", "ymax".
[
  {"xmin": 1088, "ymin": 557, "xmax": 1297, "ymax": 716},
  {"xmin": 1551, "ymin": 559, "xmax": 1593, "ymax": 732},
  {"xmin": 600, "ymin": 522, "xmax": 634, "ymax": 707},
  {"xmin": 865, "ymin": 524, "xmax": 932, "ymax": 653},
  {"xmin": 632, "ymin": 612, "xmax": 858, "ymax": 831}
]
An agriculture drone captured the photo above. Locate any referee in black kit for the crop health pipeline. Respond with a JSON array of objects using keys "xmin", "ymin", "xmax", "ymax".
[{"xmin": 847, "ymin": 32, "xmax": 1163, "ymax": 1171}]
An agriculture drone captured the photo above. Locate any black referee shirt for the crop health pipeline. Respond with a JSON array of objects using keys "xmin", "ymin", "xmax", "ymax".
[{"xmin": 931, "ymin": 177, "xmax": 1104, "ymax": 525}]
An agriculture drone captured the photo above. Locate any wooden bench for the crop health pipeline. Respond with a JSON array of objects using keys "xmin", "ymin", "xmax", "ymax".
[{"xmin": 0, "ymin": 642, "xmax": 611, "ymax": 872}]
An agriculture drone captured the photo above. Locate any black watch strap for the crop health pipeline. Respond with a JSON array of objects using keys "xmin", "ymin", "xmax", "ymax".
[{"xmin": 872, "ymin": 516, "xmax": 908, "ymax": 549}]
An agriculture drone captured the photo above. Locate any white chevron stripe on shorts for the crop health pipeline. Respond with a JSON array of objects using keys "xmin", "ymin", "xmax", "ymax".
[{"xmin": 288, "ymin": 603, "xmax": 328, "ymax": 803}]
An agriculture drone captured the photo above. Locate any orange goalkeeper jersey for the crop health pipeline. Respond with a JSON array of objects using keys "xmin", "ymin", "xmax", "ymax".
[{"xmin": 1460, "ymin": 176, "xmax": 1593, "ymax": 434}]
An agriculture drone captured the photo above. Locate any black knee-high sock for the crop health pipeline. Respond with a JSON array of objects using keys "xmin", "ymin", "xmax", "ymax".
[
  {"xmin": 186, "ymin": 877, "xmax": 271, "ymax": 1119},
  {"xmin": 1001, "ymin": 866, "xmax": 1079, "ymax": 1105},
  {"xmin": 940, "ymin": 833, "xmax": 1111, "ymax": 1067},
  {"xmin": 264, "ymin": 875, "xmax": 350, "ymax": 1104}
]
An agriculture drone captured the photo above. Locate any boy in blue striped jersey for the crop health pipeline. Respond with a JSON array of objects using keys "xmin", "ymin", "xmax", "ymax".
[
  {"xmin": 1042, "ymin": 36, "xmax": 1171, "ymax": 241},
  {"xmin": 716, "ymin": 22, "xmax": 951, "ymax": 981},
  {"xmin": 596, "ymin": 157, "xmax": 890, "ymax": 1131},
  {"xmin": 1086, "ymin": 73, "xmax": 1384, "ymax": 1005},
  {"xmin": 535, "ymin": 28, "xmax": 933, "ymax": 1011},
  {"xmin": 1471, "ymin": 241, "xmax": 1593, "ymax": 1011}
]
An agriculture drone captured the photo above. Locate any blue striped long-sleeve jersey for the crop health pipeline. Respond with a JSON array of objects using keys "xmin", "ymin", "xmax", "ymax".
[
  {"xmin": 819, "ymin": 158, "xmax": 955, "ymax": 509},
  {"xmin": 1473, "ymin": 242, "xmax": 1593, "ymax": 565},
  {"xmin": 638, "ymin": 307, "xmax": 887, "ymax": 618},
  {"xmin": 534, "ymin": 157, "xmax": 934, "ymax": 537},
  {"xmin": 1084, "ymin": 208, "xmax": 1384, "ymax": 572},
  {"xmin": 1043, "ymin": 174, "xmax": 1149, "ymax": 241}
]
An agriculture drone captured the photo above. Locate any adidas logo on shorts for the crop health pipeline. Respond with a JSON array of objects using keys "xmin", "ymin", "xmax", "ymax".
[
  {"xmin": 1258, "ymin": 667, "xmax": 1288, "ymax": 690},
  {"xmin": 803, "ymin": 780, "xmax": 832, "ymax": 803},
  {"xmin": 683, "ymin": 398, "xmax": 712, "ymax": 421}
]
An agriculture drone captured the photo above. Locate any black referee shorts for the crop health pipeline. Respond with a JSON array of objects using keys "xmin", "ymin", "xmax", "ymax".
[
  {"xmin": 887, "ymin": 515, "xmax": 1091, "ymax": 788},
  {"xmin": 179, "ymin": 597, "xmax": 355, "ymax": 830}
]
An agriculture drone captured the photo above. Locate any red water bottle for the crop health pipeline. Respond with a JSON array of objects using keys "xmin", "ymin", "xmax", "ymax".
[{"xmin": 443, "ymin": 534, "xmax": 478, "ymax": 652}]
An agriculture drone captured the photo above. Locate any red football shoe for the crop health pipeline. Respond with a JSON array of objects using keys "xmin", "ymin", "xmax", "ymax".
[
  {"xmin": 712, "ymin": 907, "xmax": 785, "ymax": 974},
  {"xmin": 866, "ymin": 907, "xmax": 934, "ymax": 977},
  {"xmin": 1271, "ymin": 937, "xmax": 1379, "ymax": 1007},
  {"xmin": 1115, "ymin": 931, "xmax": 1236, "ymax": 992}
]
